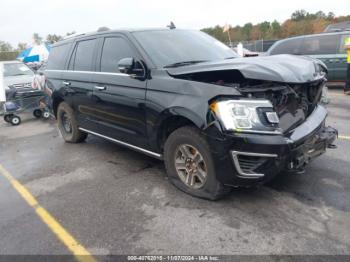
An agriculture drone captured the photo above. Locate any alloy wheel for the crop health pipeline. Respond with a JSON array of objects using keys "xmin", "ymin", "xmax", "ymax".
[
  {"xmin": 61, "ymin": 112, "xmax": 72, "ymax": 133},
  {"xmin": 174, "ymin": 144, "xmax": 207, "ymax": 189}
]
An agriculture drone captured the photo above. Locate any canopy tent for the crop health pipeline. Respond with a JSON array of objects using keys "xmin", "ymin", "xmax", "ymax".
[{"xmin": 17, "ymin": 43, "xmax": 51, "ymax": 63}]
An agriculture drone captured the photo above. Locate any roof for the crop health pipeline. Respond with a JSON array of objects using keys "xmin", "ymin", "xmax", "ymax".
[
  {"xmin": 273, "ymin": 30, "xmax": 349, "ymax": 43},
  {"xmin": 54, "ymin": 27, "xmax": 173, "ymax": 46},
  {"xmin": 324, "ymin": 21, "xmax": 350, "ymax": 32}
]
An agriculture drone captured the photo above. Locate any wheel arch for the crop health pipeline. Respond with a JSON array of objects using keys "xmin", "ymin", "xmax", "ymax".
[
  {"xmin": 52, "ymin": 92, "xmax": 64, "ymax": 118},
  {"xmin": 153, "ymin": 107, "xmax": 206, "ymax": 153}
]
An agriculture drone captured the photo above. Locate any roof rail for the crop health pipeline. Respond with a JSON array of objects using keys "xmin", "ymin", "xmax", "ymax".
[
  {"xmin": 63, "ymin": 33, "xmax": 85, "ymax": 40},
  {"xmin": 97, "ymin": 27, "xmax": 110, "ymax": 32}
]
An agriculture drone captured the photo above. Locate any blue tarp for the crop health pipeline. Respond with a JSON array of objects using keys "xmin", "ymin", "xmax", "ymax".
[{"xmin": 17, "ymin": 43, "xmax": 51, "ymax": 62}]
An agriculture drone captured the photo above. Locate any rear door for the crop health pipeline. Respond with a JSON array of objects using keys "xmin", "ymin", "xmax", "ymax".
[
  {"xmin": 45, "ymin": 41, "xmax": 72, "ymax": 111},
  {"xmin": 334, "ymin": 34, "xmax": 350, "ymax": 81},
  {"xmin": 64, "ymin": 38, "xmax": 100, "ymax": 132},
  {"xmin": 299, "ymin": 34, "xmax": 339, "ymax": 81},
  {"xmin": 91, "ymin": 35, "xmax": 149, "ymax": 148}
]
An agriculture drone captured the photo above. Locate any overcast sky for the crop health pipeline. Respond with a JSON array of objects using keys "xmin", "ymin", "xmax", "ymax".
[{"xmin": 1, "ymin": 0, "xmax": 350, "ymax": 46}]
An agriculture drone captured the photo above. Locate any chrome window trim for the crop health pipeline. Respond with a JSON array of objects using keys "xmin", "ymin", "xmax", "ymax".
[
  {"xmin": 46, "ymin": 69, "xmax": 129, "ymax": 77},
  {"xmin": 79, "ymin": 127, "xmax": 162, "ymax": 159},
  {"xmin": 231, "ymin": 150, "xmax": 278, "ymax": 178}
]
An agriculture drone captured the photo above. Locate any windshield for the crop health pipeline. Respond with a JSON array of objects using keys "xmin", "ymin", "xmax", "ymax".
[
  {"xmin": 3, "ymin": 63, "xmax": 34, "ymax": 77},
  {"xmin": 132, "ymin": 30, "xmax": 237, "ymax": 68}
]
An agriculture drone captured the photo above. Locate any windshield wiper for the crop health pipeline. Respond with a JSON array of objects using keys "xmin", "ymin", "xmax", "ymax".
[
  {"xmin": 225, "ymin": 56, "xmax": 237, "ymax": 60},
  {"xmin": 164, "ymin": 60, "xmax": 208, "ymax": 68}
]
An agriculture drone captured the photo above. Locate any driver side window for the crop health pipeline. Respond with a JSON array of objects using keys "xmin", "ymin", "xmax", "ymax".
[{"xmin": 100, "ymin": 37, "xmax": 135, "ymax": 73}]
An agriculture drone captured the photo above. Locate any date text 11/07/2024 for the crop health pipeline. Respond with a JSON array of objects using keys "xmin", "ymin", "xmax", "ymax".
[{"xmin": 127, "ymin": 255, "xmax": 220, "ymax": 261}]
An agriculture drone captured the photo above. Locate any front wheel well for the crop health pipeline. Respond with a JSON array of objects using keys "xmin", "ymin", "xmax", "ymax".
[
  {"xmin": 158, "ymin": 116, "xmax": 197, "ymax": 152},
  {"xmin": 52, "ymin": 96, "xmax": 64, "ymax": 118}
]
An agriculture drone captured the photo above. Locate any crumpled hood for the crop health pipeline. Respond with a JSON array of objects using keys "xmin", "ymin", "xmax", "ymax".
[{"xmin": 166, "ymin": 54, "xmax": 326, "ymax": 83}]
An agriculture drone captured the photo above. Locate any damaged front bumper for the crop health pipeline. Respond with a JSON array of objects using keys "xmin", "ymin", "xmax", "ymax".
[{"xmin": 206, "ymin": 105, "xmax": 337, "ymax": 187}]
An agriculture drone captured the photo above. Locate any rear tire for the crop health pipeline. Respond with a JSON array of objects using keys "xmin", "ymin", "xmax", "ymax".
[
  {"xmin": 57, "ymin": 102, "xmax": 87, "ymax": 143},
  {"xmin": 164, "ymin": 126, "xmax": 231, "ymax": 200},
  {"xmin": 33, "ymin": 109, "xmax": 42, "ymax": 118},
  {"xmin": 4, "ymin": 114, "xmax": 12, "ymax": 123}
]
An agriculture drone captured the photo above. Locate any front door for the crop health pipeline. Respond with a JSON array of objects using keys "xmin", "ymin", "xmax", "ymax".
[{"xmin": 91, "ymin": 36, "xmax": 148, "ymax": 148}]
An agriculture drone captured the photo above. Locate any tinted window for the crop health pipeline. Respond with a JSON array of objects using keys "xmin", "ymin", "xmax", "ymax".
[
  {"xmin": 101, "ymin": 37, "xmax": 135, "ymax": 73},
  {"xmin": 47, "ymin": 43, "xmax": 71, "ymax": 70},
  {"xmin": 72, "ymin": 39, "xmax": 96, "ymax": 71},
  {"xmin": 269, "ymin": 38, "xmax": 303, "ymax": 55},
  {"xmin": 339, "ymin": 35, "xmax": 350, "ymax": 54},
  {"xmin": 299, "ymin": 35, "xmax": 338, "ymax": 55}
]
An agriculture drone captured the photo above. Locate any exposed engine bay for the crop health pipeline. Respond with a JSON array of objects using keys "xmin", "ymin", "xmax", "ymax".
[{"xmin": 174, "ymin": 69, "xmax": 325, "ymax": 133}]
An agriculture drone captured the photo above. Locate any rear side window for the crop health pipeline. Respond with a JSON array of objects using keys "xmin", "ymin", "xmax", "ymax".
[
  {"xmin": 100, "ymin": 37, "xmax": 135, "ymax": 73},
  {"xmin": 299, "ymin": 35, "xmax": 339, "ymax": 55},
  {"xmin": 70, "ymin": 39, "xmax": 97, "ymax": 71},
  {"xmin": 47, "ymin": 43, "xmax": 71, "ymax": 70},
  {"xmin": 269, "ymin": 38, "xmax": 303, "ymax": 55}
]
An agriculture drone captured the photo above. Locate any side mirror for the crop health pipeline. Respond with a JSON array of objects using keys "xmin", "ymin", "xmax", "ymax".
[
  {"xmin": 118, "ymin": 58, "xmax": 135, "ymax": 74},
  {"xmin": 118, "ymin": 58, "xmax": 146, "ymax": 79}
]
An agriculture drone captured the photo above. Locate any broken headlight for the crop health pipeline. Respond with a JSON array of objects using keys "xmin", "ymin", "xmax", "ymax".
[{"xmin": 211, "ymin": 99, "xmax": 282, "ymax": 134}]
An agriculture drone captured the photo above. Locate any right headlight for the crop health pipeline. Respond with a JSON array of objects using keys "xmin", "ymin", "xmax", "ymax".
[{"xmin": 210, "ymin": 99, "xmax": 282, "ymax": 134}]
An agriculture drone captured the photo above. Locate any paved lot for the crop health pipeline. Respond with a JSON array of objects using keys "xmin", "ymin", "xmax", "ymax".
[{"xmin": 0, "ymin": 89, "xmax": 350, "ymax": 257}]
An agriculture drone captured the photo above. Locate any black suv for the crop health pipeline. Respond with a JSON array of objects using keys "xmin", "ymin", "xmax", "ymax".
[{"xmin": 45, "ymin": 28, "xmax": 337, "ymax": 200}]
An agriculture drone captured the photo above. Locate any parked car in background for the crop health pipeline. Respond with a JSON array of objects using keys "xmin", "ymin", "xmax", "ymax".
[
  {"xmin": 46, "ymin": 28, "xmax": 337, "ymax": 200},
  {"xmin": 1, "ymin": 61, "xmax": 38, "ymax": 91},
  {"xmin": 324, "ymin": 21, "xmax": 350, "ymax": 33},
  {"xmin": 1, "ymin": 60, "xmax": 49, "ymax": 124},
  {"xmin": 267, "ymin": 31, "xmax": 350, "ymax": 82}
]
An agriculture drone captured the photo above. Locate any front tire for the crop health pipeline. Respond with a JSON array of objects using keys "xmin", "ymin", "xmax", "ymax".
[
  {"xmin": 10, "ymin": 115, "xmax": 21, "ymax": 126},
  {"xmin": 43, "ymin": 111, "xmax": 51, "ymax": 119},
  {"xmin": 57, "ymin": 102, "xmax": 87, "ymax": 143},
  {"xmin": 164, "ymin": 126, "xmax": 231, "ymax": 200}
]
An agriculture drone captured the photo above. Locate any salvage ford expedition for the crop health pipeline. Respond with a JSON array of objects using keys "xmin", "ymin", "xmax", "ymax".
[{"xmin": 45, "ymin": 28, "xmax": 337, "ymax": 200}]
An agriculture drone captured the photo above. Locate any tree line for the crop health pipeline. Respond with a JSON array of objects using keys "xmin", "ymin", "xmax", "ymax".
[
  {"xmin": 0, "ymin": 31, "xmax": 76, "ymax": 53},
  {"xmin": 202, "ymin": 10, "xmax": 350, "ymax": 43},
  {"xmin": 1, "ymin": 9, "xmax": 350, "ymax": 54}
]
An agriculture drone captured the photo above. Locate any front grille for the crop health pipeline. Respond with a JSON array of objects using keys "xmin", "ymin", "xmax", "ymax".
[{"xmin": 10, "ymin": 82, "xmax": 32, "ymax": 89}]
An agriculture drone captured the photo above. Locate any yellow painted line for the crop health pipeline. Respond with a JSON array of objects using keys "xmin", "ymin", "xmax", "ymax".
[
  {"xmin": 339, "ymin": 135, "xmax": 350, "ymax": 140},
  {"xmin": 0, "ymin": 164, "xmax": 96, "ymax": 262}
]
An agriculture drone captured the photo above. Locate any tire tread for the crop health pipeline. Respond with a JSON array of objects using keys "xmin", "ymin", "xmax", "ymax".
[{"xmin": 164, "ymin": 126, "xmax": 231, "ymax": 200}]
